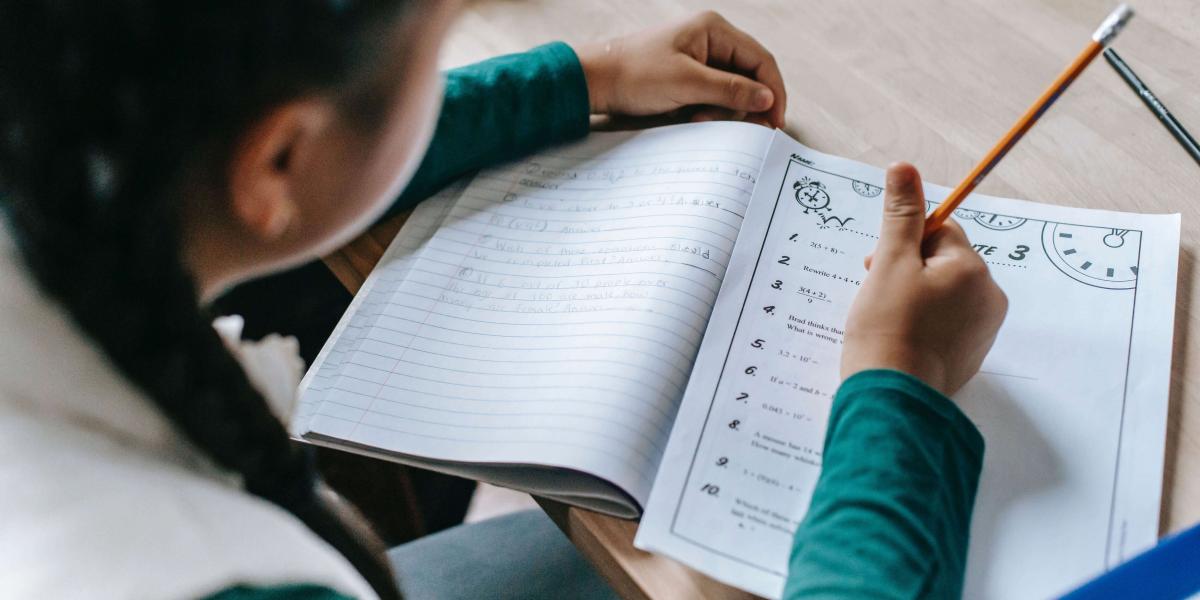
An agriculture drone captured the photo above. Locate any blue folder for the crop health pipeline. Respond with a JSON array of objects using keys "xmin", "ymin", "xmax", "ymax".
[{"xmin": 1061, "ymin": 521, "xmax": 1200, "ymax": 599}]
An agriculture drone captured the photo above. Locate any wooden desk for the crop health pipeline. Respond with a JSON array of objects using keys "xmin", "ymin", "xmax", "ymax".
[{"xmin": 326, "ymin": 1, "xmax": 1200, "ymax": 597}]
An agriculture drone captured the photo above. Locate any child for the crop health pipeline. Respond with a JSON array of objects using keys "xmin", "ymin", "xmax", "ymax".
[{"xmin": 0, "ymin": 2, "xmax": 1005, "ymax": 599}]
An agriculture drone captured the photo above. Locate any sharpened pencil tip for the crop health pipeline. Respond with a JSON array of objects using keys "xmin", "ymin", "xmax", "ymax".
[{"xmin": 1093, "ymin": 4, "xmax": 1135, "ymax": 45}]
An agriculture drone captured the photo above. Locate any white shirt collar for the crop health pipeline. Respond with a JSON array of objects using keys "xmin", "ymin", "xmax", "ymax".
[{"xmin": 0, "ymin": 216, "xmax": 304, "ymax": 473}]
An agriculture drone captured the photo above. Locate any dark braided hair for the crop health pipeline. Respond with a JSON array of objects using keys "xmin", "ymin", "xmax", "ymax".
[{"xmin": 0, "ymin": 2, "xmax": 417, "ymax": 597}]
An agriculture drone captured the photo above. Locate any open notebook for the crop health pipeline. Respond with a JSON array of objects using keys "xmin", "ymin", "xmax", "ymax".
[{"xmin": 294, "ymin": 122, "xmax": 1179, "ymax": 598}]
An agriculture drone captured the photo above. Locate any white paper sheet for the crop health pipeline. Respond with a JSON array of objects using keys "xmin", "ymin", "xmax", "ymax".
[
  {"xmin": 296, "ymin": 182, "xmax": 460, "ymax": 433},
  {"xmin": 635, "ymin": 131, "xmax": 1179, "ymax": 599},
  {"xmin": 298, "ymin": 122, "xmax": 773, "ymax": 506}
]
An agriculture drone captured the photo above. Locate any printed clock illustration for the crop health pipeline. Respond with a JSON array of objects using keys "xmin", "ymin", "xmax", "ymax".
[
  {"xmin": 793, "ymin": 177, "xmax": 831, "ymax": 214},
  {"xmin": 1042, "ymin": 223, "xmax": 1140, "ymax": 290},
  {"xmin": 973, "ymin": 212, "xmax": 1027, "ymax": 231},
  {"xmin": 851, "ymin": 180, "xmax": 882, "ymax": 198},
  {"xmin": 952, "ymin": 208, "xmax": 1026, "ymax": 230}
]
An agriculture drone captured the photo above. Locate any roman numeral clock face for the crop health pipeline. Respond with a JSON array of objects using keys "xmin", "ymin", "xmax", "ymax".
[{"xmin": 1042, "ymin": 223, "xmax": 1140, "ymax": 290}]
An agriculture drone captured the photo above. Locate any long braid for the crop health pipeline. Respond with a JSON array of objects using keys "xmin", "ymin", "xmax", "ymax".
[{"xmin": 0, "ymin": 2, "xmax": 409, "ymax": 598}]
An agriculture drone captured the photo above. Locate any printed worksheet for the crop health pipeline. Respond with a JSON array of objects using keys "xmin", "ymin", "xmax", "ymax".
[{"xmin": 636, "ymin": 131, "xmax": 1180, "ymax": 599}]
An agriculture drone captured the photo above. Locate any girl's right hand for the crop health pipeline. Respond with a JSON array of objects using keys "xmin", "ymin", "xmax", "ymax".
[{"xmin": 840, "ymin": 163, "xmax": 1009, "ymax": 396}]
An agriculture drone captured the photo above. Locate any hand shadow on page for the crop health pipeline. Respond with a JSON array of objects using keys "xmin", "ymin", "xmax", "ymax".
[{"xmin": 955, "ymin": 374, "xmax": 1062, "ymax": 597}]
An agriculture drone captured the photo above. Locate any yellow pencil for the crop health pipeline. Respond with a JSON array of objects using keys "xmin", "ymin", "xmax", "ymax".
[{"xmin": 923, "ymin": 4, "xmax": 1135, "ymax": 237}]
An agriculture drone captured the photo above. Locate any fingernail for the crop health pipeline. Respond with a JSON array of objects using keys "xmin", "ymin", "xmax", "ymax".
[
  {"xmin": 886, "ymin": 163, "xmax": 915, "ymax": 190},
  {"xmin": 755, "ymin": 88, "xmax": 773, "ymax": 109}
]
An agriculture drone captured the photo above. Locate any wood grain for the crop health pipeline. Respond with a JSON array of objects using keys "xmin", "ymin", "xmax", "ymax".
[
  {"xmin": 323, "ymin": 1, "xmax": 1200, "ymax": 596},
  {"xmin": 535, "ymin": 497, "xmax": 757, "ymax": 599}
]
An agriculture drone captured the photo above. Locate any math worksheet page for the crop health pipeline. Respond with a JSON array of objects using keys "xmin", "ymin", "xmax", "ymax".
[{"xmin": 636, "ymin": 131, "xmax": 1179, "ymax": 599}]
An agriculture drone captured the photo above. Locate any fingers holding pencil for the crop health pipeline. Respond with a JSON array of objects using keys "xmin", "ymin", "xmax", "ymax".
[
  {"xmin": 844, "ymin": 161, "xmax": 1007, "ymax": 396},
  {"xmin": 866, "ymin": 163, "xmax": 974, "ymax": 271}
]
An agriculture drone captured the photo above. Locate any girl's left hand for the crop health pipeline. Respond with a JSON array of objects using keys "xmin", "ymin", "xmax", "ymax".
[{"xmin": 576, "ymin": 11, "xmax": 787, "ymax": 128}]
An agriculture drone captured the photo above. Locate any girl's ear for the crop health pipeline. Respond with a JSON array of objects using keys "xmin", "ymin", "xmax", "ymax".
[{"xmin": 227, "ymin": 99, "xmax": 334, "ymax": 240}]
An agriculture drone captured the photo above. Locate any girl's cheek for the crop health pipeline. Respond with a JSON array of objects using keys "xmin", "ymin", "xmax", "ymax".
[
  {"xmin": 310, "ymin": 73, "xmax": 444, "ymax": 259},
  {"xmin": 375, "ymin": 75, "xmax": 444, "ymax": 217}
]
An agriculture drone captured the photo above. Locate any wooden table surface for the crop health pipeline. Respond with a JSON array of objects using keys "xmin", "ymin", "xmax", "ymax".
[{"xmin": 325, "ymin": 1, "xmax": 1200, "ymax": 597}]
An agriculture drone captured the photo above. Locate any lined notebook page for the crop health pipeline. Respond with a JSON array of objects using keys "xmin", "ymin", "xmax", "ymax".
[
  {"xmin": 297, "ymin": 183, "xmax": 460, "ymax": 430},
  {"xmin": 300, "ymin": 122, "xmax": 773, "ymax": 503}
]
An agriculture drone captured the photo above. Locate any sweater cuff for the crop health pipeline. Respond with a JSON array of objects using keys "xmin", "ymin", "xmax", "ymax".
[
  {"xmin": 835, "ymin": 369, "xmax": 985, "ymax": 463},
  {"xmin": 527, "ymin": 41, "xmax": 591, "ymax": 143}
]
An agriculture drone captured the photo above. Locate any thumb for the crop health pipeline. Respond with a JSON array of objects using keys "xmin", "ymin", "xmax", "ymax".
[
  {"xmin": 874, "ymin": 162, "xmax": 927, "ymax": 262},
  {"xmin": 682, "ymin": 62, "xmax": 774, "ymax": 114}
]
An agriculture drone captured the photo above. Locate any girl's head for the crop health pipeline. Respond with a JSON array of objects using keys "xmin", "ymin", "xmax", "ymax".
[
  {"xmin": 4, "ymin": 0, "xmax": 460, "ymax": 298},
  {"xmin": 179, "ymin": 0, "xmax": 460, "ymax": 298},
  {"xmin": 0, "ymin": 1, "xmax": 460, "ymax": 597}
]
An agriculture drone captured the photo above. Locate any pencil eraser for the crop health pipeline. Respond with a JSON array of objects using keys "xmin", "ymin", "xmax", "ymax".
[{"xmin": 1093, "ymin": 4, "xmax": 1134, "ymax": 45}]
